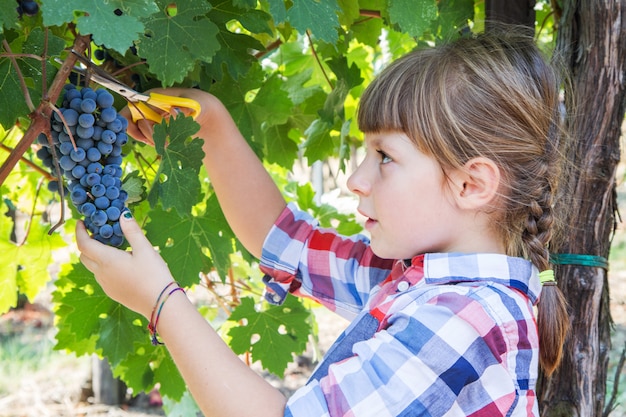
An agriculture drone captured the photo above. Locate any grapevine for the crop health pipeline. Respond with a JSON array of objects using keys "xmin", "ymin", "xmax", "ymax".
[{"xmin": 36, "ymin": 84, "xmax": 129, "ymax": 246}]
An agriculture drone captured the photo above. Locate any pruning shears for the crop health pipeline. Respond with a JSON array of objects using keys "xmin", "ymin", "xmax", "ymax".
[{"xmin": 68, "ymin": 50, "xmax": 201, "ymax": 123}]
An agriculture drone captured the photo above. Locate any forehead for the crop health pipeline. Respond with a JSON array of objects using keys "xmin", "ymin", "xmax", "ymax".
[{"xmin": 363, "ymin": 131, "xmax": 415, "ymax": 149}]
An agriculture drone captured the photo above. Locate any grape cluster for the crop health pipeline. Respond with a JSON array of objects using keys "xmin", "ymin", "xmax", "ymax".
[{"xmin": 37, "ymin": 84, "xmax": 129, "ymax": 247}]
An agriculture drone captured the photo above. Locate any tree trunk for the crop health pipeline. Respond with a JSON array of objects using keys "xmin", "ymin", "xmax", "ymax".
[
  {"xmin": 539, "ymin": 1, "xmax": 626, "ymax": 416},
  {"xmin": 485, "ymin": 0, "xmax": 536, "ymax": 30}
]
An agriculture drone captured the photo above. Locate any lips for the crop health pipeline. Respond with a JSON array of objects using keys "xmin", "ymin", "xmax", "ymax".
[{"xmin": 364, "ymin": 218, "xmax": 378, "ymax": 230}]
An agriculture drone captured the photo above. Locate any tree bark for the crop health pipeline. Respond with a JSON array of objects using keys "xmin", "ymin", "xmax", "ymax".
[
  {"xmin": 539, "ymin": 1, "xmax": 626, "ymax": 416},
  {"xmin": 485, "ymin": 0, "xmax": 536, "ymax": 30}
]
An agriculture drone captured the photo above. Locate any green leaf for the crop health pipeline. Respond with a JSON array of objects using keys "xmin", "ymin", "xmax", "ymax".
[
  {"xmin": 98, "ymin": 304, "xmax": 146, "ymax": 367},
  {"xmin": 147, "ymin": 114, "xmax": 203, "ymax": 217},
  {"xmin": 53, "ymin": 262, "xmax": 112, "ymax": 355},
  {"xmin": 388, "ymin": 0, "xmax": 438, "ymax": 38},
  {"xmin": 41, "ymin": 0, "xmax": 154, "ymax": 52},
  {"xmin": 228, "ymin": 296, "xmax": 312, "ymax": 376},
  {"xmin": 0, "ymin": 0, "xmax": 19, "ymax": 30},
  {"xmin": 203, "ymin": 29, "xmax": 264, "ymax": 81},
  {"xmin": 0, "ymin": 215, "xmax": 65, "ymax": 314},
  {"xmin": 210, "ymin": 0, "xmax": 272, "ymax": 36},
  {"xmin": 287, "ymin": 0, "xmax": 341, "ymax": 45},
  {"xmin": 145, "ymin": 195, "xmax": 235, "ymax": 284},
  {"xmin": 122, "ymin": 170, "xmax": 147, "ymax": 205},
  {"xmin": 138, "ymin": 0, "xmax": 220, "ymax": 85},
  {"xmin": 0, "ymin": 60, "xmax": 30, "ymax": 128}
]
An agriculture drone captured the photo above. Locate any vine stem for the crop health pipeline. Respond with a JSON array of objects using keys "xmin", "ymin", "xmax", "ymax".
[
  {"xmin": 0, "ymin": 34, "xmax": 91, "ymax": 187},
  {"xmin": 0, "ymin": 142, "xmax": 54, "ymax": 180},
  {"xmin": 2, "ymin": 39, "xmax": 35, "ymax": 112},
  {"xmin": 306, "ymin": 30, "xmax": 333, "ymax": 89}
]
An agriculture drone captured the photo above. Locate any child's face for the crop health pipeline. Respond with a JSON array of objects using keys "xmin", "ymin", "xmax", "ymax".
[{"xmin": 347, "ymin": 131, "xmax": 464, "ymax": 259}]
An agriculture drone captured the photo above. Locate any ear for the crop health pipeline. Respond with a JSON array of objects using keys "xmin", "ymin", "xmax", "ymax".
[{"xmin": 447, "ymin": 157, "xmax": 501, "ymax": 210}]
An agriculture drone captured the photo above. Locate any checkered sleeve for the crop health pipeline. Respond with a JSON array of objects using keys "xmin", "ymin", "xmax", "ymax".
[
  {"xmin": 283, "ymin": 285, "xmax": 539, "ymax": 416},
  {"xmin": 260, "ymin": 203, "xmax": 394, "ymax": 317}
]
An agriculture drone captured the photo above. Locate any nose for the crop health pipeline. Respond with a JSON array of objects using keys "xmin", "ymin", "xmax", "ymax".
[{"xmin": 347, "ymin": 161, "xmax": 370, "ymax": 196}]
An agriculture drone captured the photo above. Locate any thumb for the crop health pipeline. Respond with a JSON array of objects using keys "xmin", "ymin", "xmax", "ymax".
[{"xmin": 119, "ymin": 210, "xmax": 151, "ymax": 252}]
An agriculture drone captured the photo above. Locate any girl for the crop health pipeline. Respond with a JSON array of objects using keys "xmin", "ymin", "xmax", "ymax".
[{"xmin": 76, "ymin": 30, "xmax": 569, "ymax": 416}]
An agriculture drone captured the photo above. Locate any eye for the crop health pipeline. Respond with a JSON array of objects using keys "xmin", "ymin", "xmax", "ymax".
[{"xmin": 377, "ymin": 149, "xmax": 392, "ymax": 164}]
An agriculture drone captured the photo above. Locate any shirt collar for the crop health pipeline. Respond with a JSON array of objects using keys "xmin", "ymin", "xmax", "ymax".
[{"xmin": 420, "ymin": 253, "xmax": 541, "ymax": 304}]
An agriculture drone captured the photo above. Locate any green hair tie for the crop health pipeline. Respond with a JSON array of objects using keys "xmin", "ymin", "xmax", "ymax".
[{"xmin": 539, "ymin": 269, "xmax": 557, "ymax": 286}]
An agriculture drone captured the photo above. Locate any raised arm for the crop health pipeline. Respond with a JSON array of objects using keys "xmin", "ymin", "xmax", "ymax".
[{"xmin": 126, "ymin": 88, "xmax": 286, "ymax": 258}]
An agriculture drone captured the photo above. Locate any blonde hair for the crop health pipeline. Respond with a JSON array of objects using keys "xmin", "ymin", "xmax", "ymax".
[{"xmin": 357, "ymin": 30, "xmax": 569, "ymax": 375}]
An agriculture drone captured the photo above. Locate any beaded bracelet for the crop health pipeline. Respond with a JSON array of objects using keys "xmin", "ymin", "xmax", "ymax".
[{"xmin": 148, "ymin": 282, "xmax": 185, "ymax": 345}]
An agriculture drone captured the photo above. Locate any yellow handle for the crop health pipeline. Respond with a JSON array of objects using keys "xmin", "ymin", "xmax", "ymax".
[
  {"xmin": 147, "ymin": 93, "xmax": 202, "ymax": 119},
  {"xmin": 128, "ymin": 101, "xmax": 163, "ymax": 123},
  {"xmin": 127, "ymin": 93, "xmax": 202, "ymax": 123}
]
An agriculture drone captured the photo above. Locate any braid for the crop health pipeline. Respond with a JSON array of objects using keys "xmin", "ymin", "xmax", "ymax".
[{"xmin": 521, "ymin": 166, "xmax": 569, "ymax": 375}]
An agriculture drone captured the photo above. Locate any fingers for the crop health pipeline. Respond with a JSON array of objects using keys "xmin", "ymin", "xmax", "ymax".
[{"xmin": 118, "ymin": 210, "xmax": 153, "ymax": 255}]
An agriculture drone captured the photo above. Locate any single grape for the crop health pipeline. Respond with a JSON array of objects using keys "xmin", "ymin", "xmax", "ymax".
[
  {"xmin": 71, "ymin": 164, "xmax": 86, "ymax": 179},
  {"xmin": 91, "ymin": 184, "xmax": 106, "ymax": 198},
  {"xmin": 87, "ymin": 162, "xmax": 104, "ymax": 174},
  {"xmin": 77, "ymin": 125, "xmax": 95, "ymax": 139},
  {"xmin": 36, "ymin": 147, "xmax": 50, "ymax": 160},
  {"xmin": 62, "ymin": 108, "xmax": 79, "ymax": 126},
  {"xmin": 105, "ymin": 186, "xmax": 120, "ymax": 200},
  {"xmin": 101, "ymin": 130, "xmax": 116, "ymax": 144},
  {"xmin": 97, "ymin": 141, "xmax": 113, "ymax": 156},
  {"xmin": 94, "ymin": 196, "xmax": 110, "ymax": 209},
  {"xmin": 96, "ymin": 91, "xmax": 114, "ymax": 108},
  {"xmin": 107, "ymin": 119, "xmax": 123, "ymax": 133},
  {"xmin": 70, "ymin": 147, "xmax": 86, "ymax": 162},
  {"xmin": 78, "ymin": 113, "xmax": 95, "ymax": 128},
  {"xmin": 21, "ymin": 1, "xmax": 40, "ymax": 16},
  {"xmin": 59, "ymin": 141, "xmax": 74, "ymax": 156},
  {"xmin": 80, "ymin": 98, "xmax": 97, "ymax": 113},
  {"xmin": 101, "ymin": 174, "xmax": 116, "ymax": 187},
  {"xmin": 81, "ymin": 202, "xmax": 96, "ymax": 217},
  {"xmin": 91, "ymin": 210, "xmax": 108, "ymax": 227},
  {"xmin": 99, "ymin": 224, "xmax": 114, "ymax": 239},
  {"xmin": 69, "ymin": 97, "xmax": 83, "ymax": 112},
  {"xmin": 59, "ymin": 155, "xmax": 76, "ymax": 170},
  {"xmin": 100, "ymin": 107, "xmax": 117, "ymax": 123},
  {"xmin": 71, "ymin": 188, "xmax": 88, "ymax": 205},
  {"xmin": 87, "ymin": 147, "xmax": 102, "ymax": 162},
  {"xmin": 106, "ymin": 206, "xmax": 121, "ymax": 221}
]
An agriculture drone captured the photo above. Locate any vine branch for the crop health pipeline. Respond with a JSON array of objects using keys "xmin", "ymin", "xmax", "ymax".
[{"xmin": 0, "ymin": 34, "xmax": 91, "ymax": 187}]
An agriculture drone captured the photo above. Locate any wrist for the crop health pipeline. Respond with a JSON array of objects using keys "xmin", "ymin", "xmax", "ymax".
[{"xmin": 147, "ymin": 281, "xmax": 185, "ymax": 345}]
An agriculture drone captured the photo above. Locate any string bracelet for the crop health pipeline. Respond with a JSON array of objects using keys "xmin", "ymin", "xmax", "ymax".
[
  {"xmin": 148, "ymin": 282, "xmax": 185, "ymax": 345},
  {"xmin": 539, "ymin": 269, "xmax": 557, "ymax": 286}
]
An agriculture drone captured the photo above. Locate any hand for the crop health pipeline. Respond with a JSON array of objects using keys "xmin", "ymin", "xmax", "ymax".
[
  {"xmin": 120, "ymin": 88, "xmax": 218, "ymax": 146},
  {"xmin": 76, "ymin": 210, "xmax": 175, "ymax": 319}
]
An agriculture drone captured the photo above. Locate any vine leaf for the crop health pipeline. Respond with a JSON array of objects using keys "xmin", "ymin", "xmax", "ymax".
[
  {"xmin": 145, "ymin": 194, "xmax": 236, "ymax": 285},
  {"xmin": 286, "ymin": 0, "xmax": 341, "ymax": 44},
  {"xmin": 388, "ymin": 0, "xmax": 438, "ymax": 38},
  {"xmin": 147, "ymin": 114, "xmax": 204, "ymax": 217},
  {"xmin": 138, "ymin": 0, "xmax": 220, "ymax": 86},
  {"xmin": 0, "ymin": 0, "xmax": 19, "ymax": 30},
  {"xmin": 41, "ymin": 0, "xmax": 156, "ymax": 52},
  {"xmin": 0, "ymin": 59, "xmax": 30, "ymax": 127},
  {"xmin": 0, "ymin": 213, "xmax": 65, "ymax": 314},
  {"xmin": 228, "ymin": 296, "xmax": 312, "ymax": 376}
]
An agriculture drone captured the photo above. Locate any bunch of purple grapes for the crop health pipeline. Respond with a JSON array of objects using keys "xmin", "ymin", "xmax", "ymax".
[{"xmin": 36, "ymin": 84, "xmax": 128, "ymax": 247}]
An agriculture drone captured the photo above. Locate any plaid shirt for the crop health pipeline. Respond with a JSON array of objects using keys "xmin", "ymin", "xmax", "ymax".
[{"xmin": 260, "ymin": 203, "xmax": 541, "ymax": 416}]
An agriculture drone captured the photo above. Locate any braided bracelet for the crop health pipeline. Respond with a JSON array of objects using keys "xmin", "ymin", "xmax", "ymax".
[{"xmin": 148, "ymin": 282, "xmax": 185, "ymax": 345}]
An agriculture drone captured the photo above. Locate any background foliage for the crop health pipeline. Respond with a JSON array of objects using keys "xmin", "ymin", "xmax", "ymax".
[{"xmin": 0, "ymin": 0, "xmax": 557, "ymax": 412}]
